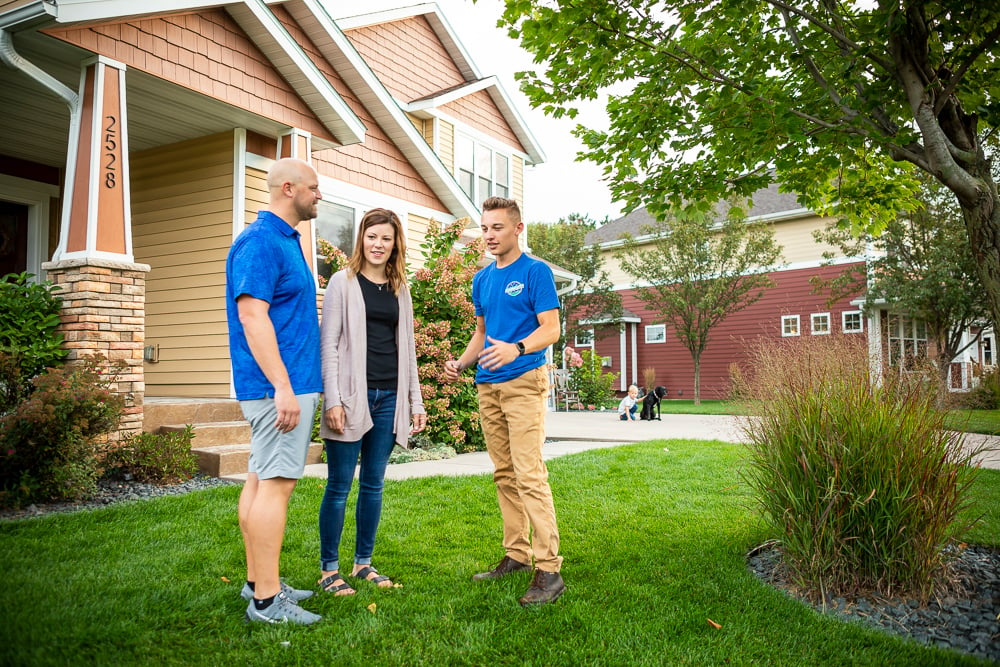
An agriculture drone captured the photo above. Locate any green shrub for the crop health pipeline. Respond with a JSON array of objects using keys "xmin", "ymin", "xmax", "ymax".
[
  {"xmin": 0, "ymin": 356, "xmax": 125, "ymax": 508},
  {"xmin": 569, "ymin": 348, "xmax": 617, "ymax": 408},
  {"xmin": 103, "ymin": 425, "xmax": 197, "ymax": 484},
  {"xmin": 955, "ymin": 366, "xmax": 1000, "ymax": 410},
  {"xmin": 0, "ymin": 273, "xmax": 67, "ymax": 414},
  {"xmin": 737, "ymin": 335, "xmax": 984, "ymax": 601}
]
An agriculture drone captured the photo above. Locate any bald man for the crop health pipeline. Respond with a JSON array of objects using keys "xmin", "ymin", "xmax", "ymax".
[{"xmin": 225, "ymin": 158, "xmax": 324, "ymax": 624}]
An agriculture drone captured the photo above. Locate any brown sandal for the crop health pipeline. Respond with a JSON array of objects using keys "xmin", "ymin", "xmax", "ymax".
[
  {"xmin": 353, "ymin": 565, "xmax": 392, "ymax": 587},
  {"xmin": 319, "ymin": 573, "xmax": 355, "ymax": 596}
]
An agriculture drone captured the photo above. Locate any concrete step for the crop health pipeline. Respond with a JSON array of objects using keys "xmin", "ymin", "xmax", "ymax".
[
  {"xmin": 160, "ymin": 421, "xmax": 251, "ymax": 447},
  {"xmin": 143, "ymin": 398, "xmax": 243, "ymax": 433},
  {"xmin": 193, "ymin": 441, "xmax": 324, "ymax": 478}
]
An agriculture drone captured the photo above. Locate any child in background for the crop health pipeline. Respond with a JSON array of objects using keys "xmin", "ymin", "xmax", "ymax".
[{"xmin": 618, "ymin": 385, "xmax": 639, "ymax": 421}]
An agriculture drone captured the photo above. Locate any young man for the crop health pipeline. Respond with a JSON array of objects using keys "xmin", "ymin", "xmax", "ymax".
[
  {"xmin": 225, "ymin": 158, "xmax": 323, "ymax": 624},
  {"xmin": 444, "ymin": 196, "xmax": 565, "ymax": 606}
]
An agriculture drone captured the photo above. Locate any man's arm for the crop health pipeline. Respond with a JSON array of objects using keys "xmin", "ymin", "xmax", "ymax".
[
  {"xmin": 444, "ymin": 316, "xmax": 487, "ymax": 382},
  {"xmin": 479, "ymin": 308, "xmax": 560, "ymax": 371},
  {"xmin": 237, "ymin": 295, "xmax": 300, "ymax": 432}
]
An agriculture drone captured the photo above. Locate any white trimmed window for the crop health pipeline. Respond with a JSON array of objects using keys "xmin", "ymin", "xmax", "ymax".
[
  {"xmin": 811, "ymin": 313, "xmax": 831, "ymax": 335},
  {"xmin": 314, "ymin": 200, "xmax": 357, "ymax": 286},
  {"xmin": 781, "ymin": 315, "xmax": 800, "ymax": 337},
  {"xmin": 456, "ymin": 133, "xmax": 511, "ymax": 202},
  {"xmin": 888, "ymin": 315, "xmax": 927, "ymax": 370},
  {"xmin": 574, "ymin": 328, "xmax": 594, "ymax": 347},
  {"xmin": 645, "ymin": 324, "xmax": 666, "ymax": 343},
  {"xmin": 842, "ymin": 310, "xmax": 863, "ymax": 334}
]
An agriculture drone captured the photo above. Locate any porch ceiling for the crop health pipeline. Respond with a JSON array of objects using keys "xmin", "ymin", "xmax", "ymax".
[{"xmin": 0, "ymin": 29, "xmax": 305, "ymax": 170}]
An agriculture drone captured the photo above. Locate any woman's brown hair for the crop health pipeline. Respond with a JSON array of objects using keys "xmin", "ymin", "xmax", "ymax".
[{"xmin": 347, "ymin": 208, "xmax": 407, "ymax": 294}]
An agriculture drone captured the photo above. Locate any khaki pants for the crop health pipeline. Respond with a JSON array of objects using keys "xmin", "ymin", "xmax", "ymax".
[{"xmin": 477, "ymin": 366, "xmax": 562, "ymax": 572}]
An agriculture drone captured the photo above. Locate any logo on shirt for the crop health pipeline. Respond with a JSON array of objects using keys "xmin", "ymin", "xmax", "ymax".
[{"xmin": 505, "ymin": 280, "xmax": 524, "ymax": 297}]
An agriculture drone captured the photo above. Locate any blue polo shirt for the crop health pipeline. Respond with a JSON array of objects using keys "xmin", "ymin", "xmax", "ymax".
[
  {"xmin": 472, "ymin": 253, "xmax": 560, "ymax": 384},
  {"xmin": 225, "ymin": 211, "xmax": 322, "ymax": 400}
]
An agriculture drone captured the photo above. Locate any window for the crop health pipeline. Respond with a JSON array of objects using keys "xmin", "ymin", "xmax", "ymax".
[
  {"xmin": 811, "ymin": 313, "xmax": 831, "ymax": 335},
  {"xmin": 645, "ymin": 324, "xmax": 666, "ymax": 343},
  {"xmin": 574, "ymin": 328, "xmax": 594, "ymax": 347},
  {"xmin": 456, "ymin": 133, "xmax": 512, "ymax": 202},
  {"xmin": 887, "ymin": 315, "xmax": 927, "ymax": 370},
  {"xmin": 314, "ymin": 200, "xmax": 356, "ymax": 286},
  {"xmin": 842, "ymin": 310, "xmax": 863, "ymax": 334},
  {"xmin": 781, "ymin": 315, "xmax": 800, "ymax": 337}
]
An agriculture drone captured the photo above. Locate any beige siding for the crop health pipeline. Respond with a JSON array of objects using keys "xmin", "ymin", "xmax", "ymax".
[
  {"xmin": 406, "ymin": 213, "xmax": 432, "ymax": 270},
  {"xmin": 512, "ymin": 155, "xmax": 524, "ymax": 210},
  {"xmin": 406, "ymin": 113, "xmax": 424, "ymax": 137},
  {"xmin": 598, "ymin": 214, "xmax": 843, "ymax": 286},
  {"xmin": 132, "ymin": 132, "xmax": 235, "ymax": 398},
  {"xmin": 438, "ymin": 119, "xmax": 455, "ymax": 173},
  {"xmin": 0, "ymin": 0, "xmax": 33, "ymax": 12}
]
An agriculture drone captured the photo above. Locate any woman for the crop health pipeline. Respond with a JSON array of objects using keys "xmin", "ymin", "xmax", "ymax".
[{"xmin": 317, "ymin": 208, "xmax": 426, "ymax": 596}]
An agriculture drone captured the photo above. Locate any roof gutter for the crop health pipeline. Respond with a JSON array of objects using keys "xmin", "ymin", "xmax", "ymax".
[{"xmin": 0, "ymin": 1, "xmax": 78, "ymax": 109}]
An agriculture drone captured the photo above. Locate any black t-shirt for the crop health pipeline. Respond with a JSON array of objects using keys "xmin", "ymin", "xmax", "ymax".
[{"xmin": 357, "ymin": 273, "xmax": 399, "ymax": 389}]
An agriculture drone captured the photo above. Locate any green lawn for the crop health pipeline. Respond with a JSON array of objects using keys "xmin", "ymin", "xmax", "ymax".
[
  {"xmin": 2, "ymin": 440, "xmax": 997, "ymax": 666},
  {"xmin": 944, "ymin": 409, "xmax": 1000, "ymax": 435}
]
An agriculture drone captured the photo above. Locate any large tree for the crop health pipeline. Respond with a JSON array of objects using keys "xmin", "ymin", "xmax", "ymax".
[
  {"xmin": 528, "ymin": 213, "xmax": 622, "ymax": 350},
  {"xmin": 618, "ymin": 208, "xmax": 782, "ymax": 403},
  {"xmin": 498, "ymin": 1, "xmax": 1000, "ymax": 325},
  {"xmin": 816, "ymin": 174, "xmax": 993, "ymax": 399}
]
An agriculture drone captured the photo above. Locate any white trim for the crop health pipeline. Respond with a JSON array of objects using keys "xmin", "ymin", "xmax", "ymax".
[
  {"xmin": 645, "ymin": 323, "xmax": 666, "ymax": 344},
  {"xmin": 232, "ymin": 129, "xmax": 247, "ymax": 239},
  {"xmin": 842, "ymin": 309, "xmax": 863, "ymax": 334},
  {"xmin": 781, "ymin": 314, "xmax": 800, "ymax": 337},
  {"xmin": 630, "ymin": 322, "xmax": 637, "ymax": 388},
  {"xmin": 48, "ymin": 0, "xmax": 241, "ymax": 23},
  {"xmin": 810, "ymin": 312, "xmax": 831, "ymax": 335},
  {"xmin": 439, "ymin": 111, "xmax": 531, "ymax": 162},
  {"xmin": 619, "ymin": 326, "xmax": 627, "ymax": 391},
  {"xmin": 405, "ymin": 77, "xmax": 496, "ymax": 111},
  {"xmin": 0, "ymin": 174, "xmax": 58, "ymax": 280}
]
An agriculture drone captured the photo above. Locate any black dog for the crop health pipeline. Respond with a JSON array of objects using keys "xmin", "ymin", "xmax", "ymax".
[{"xmin": 640, "ymin": 386, "xmax": 668, "ymax": 421}]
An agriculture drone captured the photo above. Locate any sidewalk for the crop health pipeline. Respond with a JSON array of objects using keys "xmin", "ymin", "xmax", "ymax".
[{"xmin": 299, "ymin": 410, "xmax": 1000, "ymax": 480}]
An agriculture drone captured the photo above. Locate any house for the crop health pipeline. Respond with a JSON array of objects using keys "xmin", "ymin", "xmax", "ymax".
[
  {"xmin": 580, "ymin": 183, "xmax": 991, "ymax": 400},
  {"xmin": 0, "ymin": 0, "xmax": 545, "ymax": 433}
]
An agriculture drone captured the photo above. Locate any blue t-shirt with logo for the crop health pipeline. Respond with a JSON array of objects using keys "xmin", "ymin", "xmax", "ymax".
[
  {"xmin": 472, "ymin": 253, "xmax": 560, "ymax": 384},
  {"xmin": 225, "ymin": 211, "xmax": 322, "ymax": 400}
]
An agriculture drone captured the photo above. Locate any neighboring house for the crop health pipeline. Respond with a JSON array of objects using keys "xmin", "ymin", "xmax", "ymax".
[
  {"xmin": 0, "ymin": 0, "xmax": 545, "ymax": 432},
  {"xmin": 581, "ymin": 183, "xmax": 990, "ymax": 399}
]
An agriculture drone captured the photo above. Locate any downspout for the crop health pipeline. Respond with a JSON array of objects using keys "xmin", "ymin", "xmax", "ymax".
[{"xmin": 0, "ymin": 1, "xmax": 77, "ymax": 109}]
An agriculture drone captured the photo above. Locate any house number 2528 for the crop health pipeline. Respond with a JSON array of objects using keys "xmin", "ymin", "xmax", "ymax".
[{"xmin": 104, "ymin": 115, "xmax": 117, "ymax": 189}]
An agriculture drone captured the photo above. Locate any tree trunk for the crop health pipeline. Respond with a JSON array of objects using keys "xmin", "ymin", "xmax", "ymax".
[
  {"xmin": 693, "ymin": 353, "xmax": 701, "ymax": 406},
  {"xmin": 962, "ymin": 192, "xmax": 1000, "ymax": 330}
]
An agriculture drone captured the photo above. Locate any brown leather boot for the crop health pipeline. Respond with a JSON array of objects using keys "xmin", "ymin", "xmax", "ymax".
[
  {"xmin": 518, "ymin": 570, "xmax": 566, "ymax": 606},
  {"xmin": 472, "ymin": 555, "xmax": 531, "ymax": 581}
]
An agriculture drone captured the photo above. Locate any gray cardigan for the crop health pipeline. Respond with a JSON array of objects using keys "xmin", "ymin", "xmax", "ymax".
[{"xmin": 319, "ymin": 269, "xmax": 425, "ymax": 447}]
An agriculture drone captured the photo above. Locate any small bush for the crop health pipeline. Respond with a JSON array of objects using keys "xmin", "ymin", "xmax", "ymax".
[
  {"xmin": 955, "ymin": 366, "xmax": 1000, "ymax": 410},
  {"xmin": 103, "ymin": 426, "xmax": 197, "ymax": 484},
  {"xmin": 0, "ymin": 356, "xmax": 125, "ymax": 508},
  {"xmin": 737, "ymin": 335, "xmax": 984, "ymax": 601},
  {"xmin": 0, "ymin": 273, "xmax": 67, "ymax": 414},
  {"xmin": 569, "ymin": 349, "xmax": 617, "ymax": 407}
]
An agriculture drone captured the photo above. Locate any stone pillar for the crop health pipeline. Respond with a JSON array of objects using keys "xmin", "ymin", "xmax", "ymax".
[{"xmin": 41, "ymin": 258, "xmax": 150, "ymax": 435}]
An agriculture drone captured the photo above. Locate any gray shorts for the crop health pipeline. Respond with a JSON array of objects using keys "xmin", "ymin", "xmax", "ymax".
[{"xmin": 240, "ymin": 393, "xmax": 319, "ymax": 480}]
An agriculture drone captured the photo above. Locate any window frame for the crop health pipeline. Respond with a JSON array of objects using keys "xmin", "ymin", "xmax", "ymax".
[
  {"xmin": 781, "ymin": 315, "xmax": 800, "ymax": 337},
  {"xmin": 842, "ymin": 310, "xmax": 863, "ymax": 334},
  {"xmin": 645, "ymin": 324, "xmax": 666, "ymax": 344},
  {"xmin": 810, "ymin": 312, "xmax": 831, "ymax": 335},
  {"xmin": 574, "ymin": 328, "xmax": 594, "ymax": 347},
  {"xmin": 455, "ymin": 131, "xmax": 513, "ymax": 202}
]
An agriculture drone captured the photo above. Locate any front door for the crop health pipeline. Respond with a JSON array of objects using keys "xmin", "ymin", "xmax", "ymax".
[{"xmin": 0, "ymin": 201, "xmax": 28, "ymax": 278}]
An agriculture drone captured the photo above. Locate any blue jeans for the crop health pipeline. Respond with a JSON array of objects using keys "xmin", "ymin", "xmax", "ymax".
[{"xmin": 319, "ymin": 388, "xmax": 397, "ymax": 572}]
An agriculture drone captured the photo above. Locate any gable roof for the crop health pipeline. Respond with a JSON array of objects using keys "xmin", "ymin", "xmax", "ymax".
[
  {"xmin": 585, "ymin": 182, "xmax": 809, "ymax": 246},
  {"xmin": 335, "ymin": 3, "xmax": 546, "ymax": 166}
]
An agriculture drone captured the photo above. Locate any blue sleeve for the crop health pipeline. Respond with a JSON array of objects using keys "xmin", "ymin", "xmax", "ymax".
[
  {"xmin": 472, "ymin": 267, "xmax": 485, "ymax": 317},
  {"xmin": 229, "ymin": 233, "xmax": 279, "ymax": 304},
  {"xmin": 529, "ymin": 261, "xmax": 560, "ymax": 314}
]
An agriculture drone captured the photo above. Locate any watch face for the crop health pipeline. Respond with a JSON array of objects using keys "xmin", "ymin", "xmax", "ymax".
[{"xmin": 517, "ymin": 341, "xmax": 526, "ymax": 355}]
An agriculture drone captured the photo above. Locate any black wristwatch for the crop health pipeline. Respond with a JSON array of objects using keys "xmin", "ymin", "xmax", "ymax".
[{"xmin": 515, "ymin": 341, "xmax": 526, "ymax": 356}]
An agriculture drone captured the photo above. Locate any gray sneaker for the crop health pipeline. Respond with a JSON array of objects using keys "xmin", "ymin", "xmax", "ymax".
[
  {"xmin": 240, "ymin": 580, "xmax": 314, "ymax": 602},
  {"xmin": 245, "ymin": 591, "xmax": 322, "ymax": 625}
]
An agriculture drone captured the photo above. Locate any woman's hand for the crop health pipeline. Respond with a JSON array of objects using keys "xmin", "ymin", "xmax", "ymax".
[
  {"xmin": 325, "ymin": 405, "xmax": 345, "ymax": 433},
  {"xmin": 410, "ymin": 412, "xmax": 427, "ymax": 434}
]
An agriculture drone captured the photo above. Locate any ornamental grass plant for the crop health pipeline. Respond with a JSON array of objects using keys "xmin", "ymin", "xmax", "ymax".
[{"xmin": 737, "ymin": 335, "xmax": 985, "ymax": 601}]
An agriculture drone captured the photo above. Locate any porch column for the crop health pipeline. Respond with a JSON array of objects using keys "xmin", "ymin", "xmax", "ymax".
[
  {"xmin": 277, "ymin": 129, "xmax": 317, "ymax": 275},
  {"xmin": 48, "ymin": 55, "xmax": 148, "ymax": 436}
]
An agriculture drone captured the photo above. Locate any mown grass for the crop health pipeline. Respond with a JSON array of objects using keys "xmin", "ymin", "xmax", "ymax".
[
  {"xmin": 944, "ymin": 409, "xmax": 1000, "ymax": 436},
  {"xmin": 1, "ymin": 440, "xmax": 996, "ymax": 666}
]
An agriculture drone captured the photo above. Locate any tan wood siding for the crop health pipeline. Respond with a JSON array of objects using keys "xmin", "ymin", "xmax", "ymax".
[
  {"xmin": 438, "ymin": 119, "xmax": 454, "ymax": 173},
  {"xmin": 132, "ymin": 132, "xmax": 235, "ymax": 398},
  {"xmin": 406, "ymin": 213, "xmax": 431, "ymax": 270},
  {"xmin": 0, "ymin": 0, "xmax": 33, "ymax": 13},
  {"xmin": 512, "ymin": 155, "xmax": 524, "ymax": 209}
]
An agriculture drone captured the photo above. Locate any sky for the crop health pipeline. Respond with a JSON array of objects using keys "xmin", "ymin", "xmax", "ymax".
[{"xmin": 334, "ymin": 0, "xmax": 625, "ymax": 224}]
